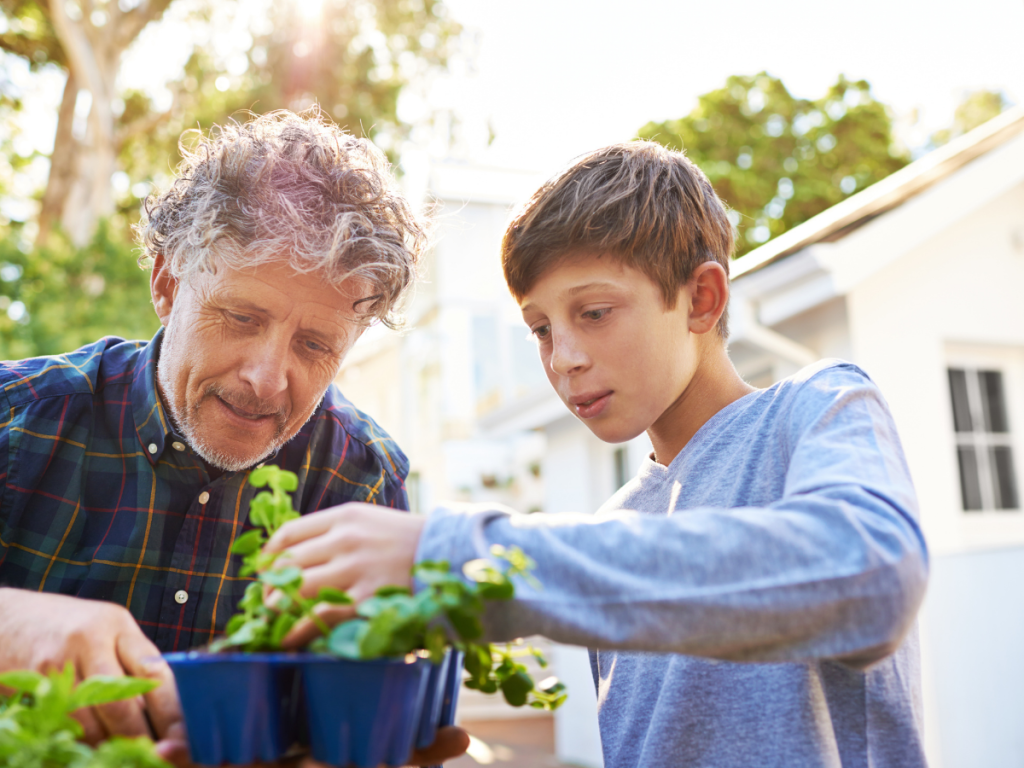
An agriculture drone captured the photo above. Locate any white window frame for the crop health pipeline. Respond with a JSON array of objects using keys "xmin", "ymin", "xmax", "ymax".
[{"xmin": 946, "ymin": 345, "xmax": 1023, "ymax": 514}]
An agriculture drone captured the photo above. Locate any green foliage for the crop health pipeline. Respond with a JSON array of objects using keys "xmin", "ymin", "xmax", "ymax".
[
  {"xmin": 211, "ymin": 467, "xmax": 338, "ymax": 653},
  {"xmin": 638, "ymin": 72, "xmax": 910, "ymax": 257},
  {"xmin": 215, "ymin": 464, "xmax": 567, "ymax": 711},
  {"xmin": 0, "ymin": 222, "xmax": 158, "ymax": 360},
  {"xmin": 0, "ymin": 663, "xmax": 168, "ymax": 768},
  {"xmin": 116, "ymin": 0, "xmax": 459, "ymax": 196},
  {"xmin": 930, "ymin": 89, "xmax": 1009, "ymax": 148}
]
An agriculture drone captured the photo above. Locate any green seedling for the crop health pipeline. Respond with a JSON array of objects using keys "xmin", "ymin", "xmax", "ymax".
[
  {"xmin": 215, "ymin": 464, "xmax": 567, "ymax": 710},
  {"xmin": 0, "ymin": 663, "xmax": 169, "ymax": 768},
  {"xmin": 211, "ymin": 466, "xmax": 352, "ymax": 653}
]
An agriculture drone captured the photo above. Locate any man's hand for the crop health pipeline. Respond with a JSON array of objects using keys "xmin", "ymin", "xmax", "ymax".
[
  {"xmin": 0, "ymin": 588, "xmax": 181, "ymax": 747},
  {"xmin": 157, "ymin": 725, "xmax": 471, "ymax": 768},
  {"xmin": 262, "ymin": 503, "xmax": 426, "ymax": 648}
]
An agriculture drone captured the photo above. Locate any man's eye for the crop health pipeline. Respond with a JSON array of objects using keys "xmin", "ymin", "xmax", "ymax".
[
  {"xmin": 229, "ymin": 313, "xmax": 254, "ymax": 325},
  {"xmin": 305, "ymin": 340, "xmax": 325, "ymax": 353}
]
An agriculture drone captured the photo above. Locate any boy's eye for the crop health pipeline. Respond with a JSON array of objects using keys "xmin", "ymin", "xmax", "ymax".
[
  {"xmin": 531, "ymin": 324, "xmax": 551, "ymax": 340},
  {"xmin": 582, "ymin": 308, "xmax": 609, "ymax": 321}
]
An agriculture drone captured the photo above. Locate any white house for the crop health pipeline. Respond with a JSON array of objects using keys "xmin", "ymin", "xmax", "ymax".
[{"xmin": 338, "ymin": 105, "xmax": 1024, "ymax": 767}]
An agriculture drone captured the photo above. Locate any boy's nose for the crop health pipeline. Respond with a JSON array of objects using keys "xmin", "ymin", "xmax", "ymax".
[{"xmin": 549, "ymin": 334, "xmax": 590, "ymax": 376}]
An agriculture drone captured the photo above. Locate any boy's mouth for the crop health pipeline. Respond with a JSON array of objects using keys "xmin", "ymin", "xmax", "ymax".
[{"xmin": 568, "ymin": 391, "xmax": 612, "ymax": 419}]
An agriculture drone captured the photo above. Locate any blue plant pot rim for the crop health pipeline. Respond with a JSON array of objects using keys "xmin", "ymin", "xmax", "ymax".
[{"xmin": 164, "ymin": 651, "xmax": 428, "ymax": 666}]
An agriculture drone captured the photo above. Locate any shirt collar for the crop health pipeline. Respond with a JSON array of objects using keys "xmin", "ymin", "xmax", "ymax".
[{"xmin": 131, "ymin": 327, "xmax": 174, "ymax": 466}]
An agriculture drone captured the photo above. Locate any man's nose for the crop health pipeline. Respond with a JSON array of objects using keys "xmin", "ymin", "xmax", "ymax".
[
  {"xmin": 237, "ymin": 335, "xmax": 289, "ymax": 401},
  {"xmin": 548, "ymin": 331, "xmax": 589, "ymax": 376}
]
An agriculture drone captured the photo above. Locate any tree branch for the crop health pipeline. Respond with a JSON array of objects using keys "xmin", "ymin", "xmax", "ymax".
[{"xmin": 113, "ymin": 0, "xmax": 176, "ymax": 51}]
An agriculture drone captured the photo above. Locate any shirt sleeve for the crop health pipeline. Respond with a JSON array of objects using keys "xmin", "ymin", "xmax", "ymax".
[{"xmin": 415, "ymin": 368, "xmax": 929, "ymax": 669}]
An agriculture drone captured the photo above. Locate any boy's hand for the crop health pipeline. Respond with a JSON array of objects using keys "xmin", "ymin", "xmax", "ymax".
[{"xmin": 262, "ymin": 502, "xmax": 426, "ymax": 647}]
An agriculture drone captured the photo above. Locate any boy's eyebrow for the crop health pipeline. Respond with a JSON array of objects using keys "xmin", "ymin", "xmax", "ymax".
[
  {"xmin": 520, "ymin": 281, "xmax": 624, "ymax": 311},
  {"xmin": 566, "ymin": 281, "xmax": 620, "ymax": 297}
]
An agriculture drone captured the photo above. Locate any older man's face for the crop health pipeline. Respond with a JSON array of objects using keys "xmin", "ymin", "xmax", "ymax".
[{"xmin": 151, "ymin": 257, "xmax": 368, "ymax": 471}]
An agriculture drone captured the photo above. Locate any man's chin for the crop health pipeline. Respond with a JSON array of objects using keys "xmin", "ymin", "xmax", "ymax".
[{"xmin": 189, "ymin": 432, "xmax": 281, "ymax": 472}]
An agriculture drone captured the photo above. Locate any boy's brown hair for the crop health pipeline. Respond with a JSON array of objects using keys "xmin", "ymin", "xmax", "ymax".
[{"xmin": 501, "ymin": 141, "xmax": 734, "ymax": 338}]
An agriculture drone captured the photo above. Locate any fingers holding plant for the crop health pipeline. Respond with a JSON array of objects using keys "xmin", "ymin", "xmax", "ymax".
[{"xmin": 265, "ymin": 502, "xmax": 427, "ymax": 603}]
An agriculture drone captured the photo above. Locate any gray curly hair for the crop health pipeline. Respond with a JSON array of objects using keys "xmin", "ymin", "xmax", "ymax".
[{"xmin": 137, "ymin": 109, "xmax": 426, "ymax": 329}]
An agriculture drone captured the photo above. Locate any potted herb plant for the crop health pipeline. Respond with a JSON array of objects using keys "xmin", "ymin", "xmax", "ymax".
[
  {"xmin": 164, "ymin": 465, "xmax": 566, "ymax": 768},
  {"xmin": 0, "ymin": 663, "xmax": 169, "ymax": 768}
]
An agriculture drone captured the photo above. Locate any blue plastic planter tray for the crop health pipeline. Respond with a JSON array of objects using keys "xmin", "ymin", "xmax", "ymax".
[
  {"xmin": 163, "ymin": 652, "xmax": 304, "ymax": 766},
  {"xmin": 165, "ymin": 649, "xmax": 462, "ymax": 767},
  {"xmin": 301, "ymin": 654, "xmax": 431, "ymax": 768}
]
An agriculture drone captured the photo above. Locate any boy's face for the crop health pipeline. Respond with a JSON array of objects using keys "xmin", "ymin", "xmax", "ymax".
[{"xmin": 520, "ymin": 253, "xmax": 698, "ymax": 444}]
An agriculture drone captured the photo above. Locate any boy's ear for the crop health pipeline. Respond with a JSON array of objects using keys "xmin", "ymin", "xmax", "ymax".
[
  {"xmin": 686, "ymin": 262, "xmax": 729, "ymax": 335},
  {"xmin": 150, "ymin": 254, "xmax": 178, "ymax": 326}
]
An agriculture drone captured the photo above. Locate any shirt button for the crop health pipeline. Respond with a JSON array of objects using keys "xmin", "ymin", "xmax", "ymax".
[
  {"xmin": 174, "ymin": 590, "xmax": 188, "ymax": 604},
  {"xmin": 147, "ymin": 443, "xmax": 158, "ymax": 455},
  {"xmin": 172, "ymin": 441, "xmax": 186, "ymax": 452},
  {"xmin": 198, "ymin": 491, "xmax": 210, "ymax": 505}
]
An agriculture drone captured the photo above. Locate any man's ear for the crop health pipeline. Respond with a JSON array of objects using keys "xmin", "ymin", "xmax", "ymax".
[
  {"xmin": 686, "ymin": 262, "xmax": 729, "ymax": 335},
  {"xmin": 150, "ymin": 254, "xmax": 178, "ymax": 326}
]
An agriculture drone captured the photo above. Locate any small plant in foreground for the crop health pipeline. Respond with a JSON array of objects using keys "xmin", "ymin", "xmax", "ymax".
[
  {"xmin": 215, "ymin": 465, "xmax": 567, "ymax": 710},
  {"xmin": 0, "ymin": 664, "xmax": 169, "ymax": 768}
]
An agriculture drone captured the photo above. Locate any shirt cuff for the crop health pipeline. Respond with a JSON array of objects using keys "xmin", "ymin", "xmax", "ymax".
[{"xmin": 414, "ymin": 503, "xmax": 513, "ymax": 584}]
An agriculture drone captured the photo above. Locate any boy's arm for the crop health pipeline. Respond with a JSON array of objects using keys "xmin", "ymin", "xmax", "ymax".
[
  {"xmin": 269, "ymin": 369, "xmax": 927, "ymax": 669},
  {"xmin": 415, "ymin": 370, "xmax": 927, "ymax": 669}
]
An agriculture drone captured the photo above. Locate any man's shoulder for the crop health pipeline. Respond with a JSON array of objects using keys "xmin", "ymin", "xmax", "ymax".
[
  {"xmin": 316, "ymin": 383, "xmax": 410, "ymax": 480},
  {"xmin": 0, "ymin": 337, "xmax": 147, "ymax": 408}
]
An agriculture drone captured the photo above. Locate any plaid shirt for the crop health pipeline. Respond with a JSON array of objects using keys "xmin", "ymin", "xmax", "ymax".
[{"xmin": 0, "ymin": 331, "xmax": 408, "ymax": 652}]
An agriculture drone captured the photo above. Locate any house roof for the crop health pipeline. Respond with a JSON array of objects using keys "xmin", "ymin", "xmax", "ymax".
[{"xmin": 732, "ymin": 104, "xmax": 1024, "ymax": 281}]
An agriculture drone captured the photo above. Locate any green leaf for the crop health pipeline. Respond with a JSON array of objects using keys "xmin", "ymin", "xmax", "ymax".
[
  {"xmin": 327, "ymin": 621, "xmax": 368, "ymax": 659},
  {"xmin": 69, "ymin": 677, "xmax": 160, "ymax": 711},
  {"xmin": 259, "ymin": 566, "xmax": 302, "ymax": 588},
  {"xmin": 314, "ymin": 587, "xmax": 353, "ymax": 605},
  {"xmin": 445, "ymin": 607, "xmax": 483, "ymax": 641},
  {"xmin": 88, "ymin": 736, "xmax": 172, "ymax": 768},
  {"xmin": 0, "ymin": 670, "xmax": 44, "ymax": 694},
  {"xmin": 248, "ymin": 466, "xmax": 273, "ymax": 487},
  {"xmin": 238, "ymin": 582, "xmax": 265, "ymax": 612},
  {"xmin": 374, "ymin": 585, "xmax": 411, "ymax": 598},
  {"xmin": 230, "ymin": 529, "xmax": 265, "ymax": 556},
  {"xmin": 270, "ymin": 613, "xmax": 299, "ymax": 649},
  {"xmin": 499, "ymin": 669, "xmax": 534, "ymax": 707}
]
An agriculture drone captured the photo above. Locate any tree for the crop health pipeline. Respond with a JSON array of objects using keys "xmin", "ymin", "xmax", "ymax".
[
  {"xmin": 0, "ymin": 0, "xmax": 457, "ymax": 358},
  {"xmin": 0, "ymin": 0, "xmax": 458, "ymax": 248},
  {"xmin": 0, "ymin": 222, "xmax": 159, "ymax": 358},
  {"xmin": 930, "ymin": 89, "xmax": 1009, "ymax": 148},
  {"xmin": 0, "ymin": 0, "xmax": 177, "ymax": 246},
  {"xmin": 117, "ymin": 0, "xmax": 458, "ymax": 194},
  {"xmin": 638, "ymin": 73, "xmax": 910, "ymax": 258}
]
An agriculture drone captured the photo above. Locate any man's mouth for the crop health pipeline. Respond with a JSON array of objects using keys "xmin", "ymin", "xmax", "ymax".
[{"xmin": 220, "ymin": 397, "xmax": 273, "ymax": 421}]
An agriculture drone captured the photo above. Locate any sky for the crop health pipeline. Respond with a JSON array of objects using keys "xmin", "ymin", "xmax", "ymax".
[
  {"xmin": 5, "ymin": 0, "xmax": 1024, "ymax": 189},
  {"xmin": 418, "ymin": 0, "xmax": 1024, "ymax": 175}
]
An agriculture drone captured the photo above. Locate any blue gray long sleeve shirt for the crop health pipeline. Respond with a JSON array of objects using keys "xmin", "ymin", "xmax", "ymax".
[{"xmin": 417, "ymin": 360, "xmax": 929, "ymax": 767}]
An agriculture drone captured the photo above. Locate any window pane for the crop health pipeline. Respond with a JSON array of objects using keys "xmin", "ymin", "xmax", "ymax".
[
  {"xmin": 948, "ymin": 369, "xmax": 973, "ymax": 432},
  {"xmin": 614, "ymin": 447, "xmax": 629, "ymax": 490},
  {"xmin": 957, "ymin": 446, "xmax": 983, "ymax": 511},
  {"xmin": 991, "ymin": 446, "xmax": 1019, "ymax": 510},
  {"xmin": 980, "ymin": 370, "xmax": 1010, "ymax": 433}
]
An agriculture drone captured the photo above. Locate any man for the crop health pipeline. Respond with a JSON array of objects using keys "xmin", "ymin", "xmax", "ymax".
[{"xmin": 0, "ymin": 110, "xmax": 467, "ymax": 765}]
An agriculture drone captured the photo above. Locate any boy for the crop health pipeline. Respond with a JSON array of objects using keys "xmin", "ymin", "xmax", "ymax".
[{"xmin": 268, "ymin": 141, "xmax": 929, "ymax": 767}]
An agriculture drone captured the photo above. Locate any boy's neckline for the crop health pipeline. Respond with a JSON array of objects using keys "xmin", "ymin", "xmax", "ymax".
[{"xmin": 645, "ymin": 385, "xmax": 763, "ymax": 472}]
